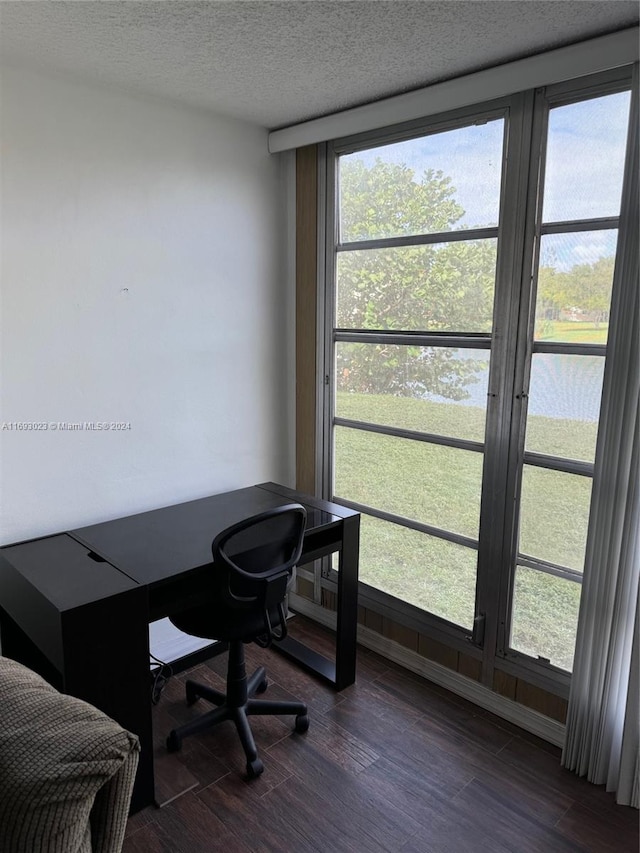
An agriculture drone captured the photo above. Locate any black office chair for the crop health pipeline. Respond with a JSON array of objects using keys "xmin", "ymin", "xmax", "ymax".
[{"xmin": 166, "ymin": 503, "xmax": 309, "ymax": 778}]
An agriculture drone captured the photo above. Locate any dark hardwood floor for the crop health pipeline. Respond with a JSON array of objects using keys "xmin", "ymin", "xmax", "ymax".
[{"xmin": 124, "ymin": 616, "xmax": 638, "ymax": 852}]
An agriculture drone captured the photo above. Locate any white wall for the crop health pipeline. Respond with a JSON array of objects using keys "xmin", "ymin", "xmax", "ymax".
[{"xmin": 0, "ymin": 65, "xmax": 294, "ymax": 543}]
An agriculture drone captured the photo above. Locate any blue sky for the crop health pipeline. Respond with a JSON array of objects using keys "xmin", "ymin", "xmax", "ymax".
[
  {"xmin": 543, "ymin": 91, "xmax": 630, "ymax": 224},
  {"xmin": 345, "ymin": 119, "xmax": 504, "ymax": 229},
  {"xmin": 342, "ymin": 90, "xmax": 630, "ymax": 271}
]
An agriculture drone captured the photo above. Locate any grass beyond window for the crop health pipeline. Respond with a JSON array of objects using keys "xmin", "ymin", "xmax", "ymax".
[
  {"xmin": 335, "ymin": 392, "xmax": 591, "ymax": 670},
  {"xmin": 358, "ymin": 514, "xmax": 477, "ymax": 628},
  {"xmin": 334, "ymin": 427, "xmax": 483, "ymax": 539},
  {"xmin": 537, "ymin": 321, "xmax": 608, "ymax": 344}
]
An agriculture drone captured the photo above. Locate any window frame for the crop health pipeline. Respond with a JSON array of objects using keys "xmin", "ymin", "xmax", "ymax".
[{"xmin": 318, "ymin": 65, "xmax": 636, "ymax": 698}]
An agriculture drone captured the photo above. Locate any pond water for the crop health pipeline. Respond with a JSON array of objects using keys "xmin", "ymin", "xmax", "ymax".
[{"xmin": 425, "ymin": 353, "xmax": 604, "ymax": 422}]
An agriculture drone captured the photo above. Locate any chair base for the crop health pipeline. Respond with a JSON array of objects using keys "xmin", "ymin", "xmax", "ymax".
[{"xmin": 166, "ymin": 642, "xmax": 308, "ymax": 777}]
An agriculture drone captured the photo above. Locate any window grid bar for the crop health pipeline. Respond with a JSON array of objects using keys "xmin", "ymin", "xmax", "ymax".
[
  {"xmin": 334, "ymin": 416, "xmax": 485, "ymax": 454},
  {"xmin": 523, "ymin": 451, "xmax": 594, "ymax": 477},
  {"xmin": 333, "ymin": 104, "xmax": 510, "ymax": 158},
  {"xmin": 532, "ymin": 341, "xmax": 606, "ymax": 356},
  {"xmin": 330, "ymin": 495, "xmax": 479, "ymax": 550},
  {"xmin": 517, "ymin": 554, "xmax": 583, "ymax": 583},
  {"xmin": 502, "ymin": 647, "xmax": 574, "ymax": 682},
  {"xmin": 334, "ymin": 330, "xmax": 492, "ymax": 349},
  {"xmin": 338, "ymin": 226, "xmax": 498, "ymax": 253},
  {"xmin": 539, "ymin": 217, "xmax": 619, "ymax": 235}
]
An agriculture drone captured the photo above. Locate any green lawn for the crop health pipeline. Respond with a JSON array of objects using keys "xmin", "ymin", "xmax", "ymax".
[
  {"xmin": 335, "ymin": 391, "xmax": 592, "ymax": 671},
  {"xmin": 537, "ymin": 320, "xmax": 608, "ymax": 344}
]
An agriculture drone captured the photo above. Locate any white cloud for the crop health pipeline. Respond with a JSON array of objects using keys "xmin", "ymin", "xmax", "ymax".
[{"xmin": 541, "ymin": 230, "xmax": 617, "ymax": 271}]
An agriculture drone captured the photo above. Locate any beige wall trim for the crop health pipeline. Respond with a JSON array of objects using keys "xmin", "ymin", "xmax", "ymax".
[
  {"xmin": 290, "ymin": 595, "xmax": 566, "ymax": 746},
  {"xmin": 295, "ymin": 145, "xmax": 318, "ymax": 493}
]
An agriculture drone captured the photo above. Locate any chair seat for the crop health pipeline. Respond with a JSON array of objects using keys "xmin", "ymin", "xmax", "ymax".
[{"xmin": 170, "ymin": 602, "xmax": 282, "ymax": 643}]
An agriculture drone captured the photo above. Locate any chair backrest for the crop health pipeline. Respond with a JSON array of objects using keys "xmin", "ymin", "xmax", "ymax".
[
  {"xmin": 212, "ymin": 503, "xmax": 307, "ymax": 644},
  {"xmin": 213, "ymin": 503, "xmax": 306, "ymax": 579}
]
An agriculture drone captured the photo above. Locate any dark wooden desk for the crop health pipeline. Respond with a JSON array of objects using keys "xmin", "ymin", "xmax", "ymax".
[{"xmin": 0, "ymin": 482, "xmax": 360, "ymax": 812}]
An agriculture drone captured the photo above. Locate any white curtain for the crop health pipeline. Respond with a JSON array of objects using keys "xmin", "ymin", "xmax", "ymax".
[
  {"xmin": 562, "ymin": 64, "xmax": 639, "ymax": 808},
  {"xmin": 617, "ymin": 585, "xmax": 639, "ymax": 807}
]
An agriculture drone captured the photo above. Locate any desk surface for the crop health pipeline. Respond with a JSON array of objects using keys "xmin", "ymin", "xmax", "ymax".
[
  {"xmin": 69, "ymin": 482, "xmax": 347, "ymax": 588},
  {"xmin": 0, "ymin": 534, "xmax": 137, "ymax": 611}
]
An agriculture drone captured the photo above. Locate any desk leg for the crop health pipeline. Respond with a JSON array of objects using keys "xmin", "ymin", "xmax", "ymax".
[
  {"xmin": 276, "ymin": 515, "xmax": 360, "ymax": 690},
  {"xmin": 61, "ymin": 588, "xmax": 154, "ymax": 814},
  {"xmin": 335, "ymin": 513, "xmax": 360, "ymax": 690}
]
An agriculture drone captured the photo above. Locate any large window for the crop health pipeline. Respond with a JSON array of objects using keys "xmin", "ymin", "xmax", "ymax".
[{"xmin": 322, "ymin": 69, "xmax": 634, "ymax": 692}]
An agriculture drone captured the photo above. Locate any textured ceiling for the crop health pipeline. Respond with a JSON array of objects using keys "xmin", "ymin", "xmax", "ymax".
[{"xmin": 0, "ymin": 1, "xmax": 637, "ymax": 129}]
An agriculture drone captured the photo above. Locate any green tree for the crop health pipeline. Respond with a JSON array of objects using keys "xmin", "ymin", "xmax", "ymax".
[
  {"xmin": 337, "ymin": 158, "xmax": 495, "ymax": 399},
  {"xmin": 560, "ymin": 256, "xmax": 614, "ymax": 325},
  {"xmin": 340, "ymin": 158, "xmax": 464, "ymax": 242},
  {"xmin": 536, "ymin": 255, "xmax": 614, "ymax": 338}
]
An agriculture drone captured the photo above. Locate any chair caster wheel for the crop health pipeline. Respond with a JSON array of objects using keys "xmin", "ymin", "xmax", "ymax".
[
  {"xmin": 185, "ymin": 683, "xmax": 199, "ymax": 706},
  {"xmin": 294, "ymin": 714, "xmax": 309, "ymax": 733},
  {"xmin": 246, "ymin": 758, "xmax": 264, "ymax": 778},
  {"xmin": 166, "ymin": 731, "xmax": 182, "ymax": 753},
  {"xmin": 256, "ymin": 677, "xmax": 268, "ymax": 694}
]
